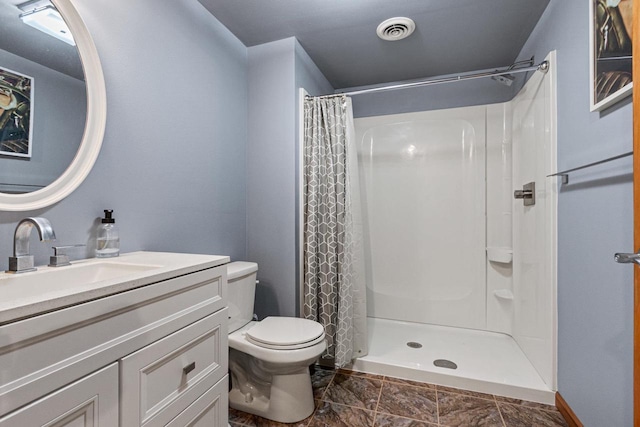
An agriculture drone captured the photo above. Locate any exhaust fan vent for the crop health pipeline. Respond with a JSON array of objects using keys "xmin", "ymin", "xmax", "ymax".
[{"xmin": 377, "ymin": 17, "xmax": 416, "ymax": 41}]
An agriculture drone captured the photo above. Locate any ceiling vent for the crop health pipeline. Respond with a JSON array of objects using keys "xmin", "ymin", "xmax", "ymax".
[{"xmin": 376, "ymin": 17, "xmax": 415, "ymax": 41}]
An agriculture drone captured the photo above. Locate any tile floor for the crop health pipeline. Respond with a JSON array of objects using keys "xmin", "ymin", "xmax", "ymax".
[{"xmin": 229, "ymin": 368, "xmax": 569, "ymax": 427}]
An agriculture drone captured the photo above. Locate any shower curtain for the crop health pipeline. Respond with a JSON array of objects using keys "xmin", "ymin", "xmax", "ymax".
[{"xmin": 302, "ymin": 95, "xmax": 367, "ymax": 367}]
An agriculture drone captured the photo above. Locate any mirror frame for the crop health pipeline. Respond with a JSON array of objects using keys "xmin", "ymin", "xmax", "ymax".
[{"xmin": 0, "ymin": 0, "xmax": 106, "ymax": 211}]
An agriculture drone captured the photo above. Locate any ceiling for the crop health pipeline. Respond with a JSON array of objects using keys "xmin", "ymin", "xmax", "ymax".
[
  {"xmin": 198, "ymin": 0, "xmax": 550, "ymax": 89},
  {"xmin": 0, "ymin": 0, "xmax": 83, "ymax": 80}
]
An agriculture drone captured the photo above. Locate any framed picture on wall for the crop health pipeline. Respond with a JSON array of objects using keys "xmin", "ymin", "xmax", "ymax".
[
  {"xmin": 590, "ymin": 0, "xmax": 633, "ymax": 112},
  {"xmin": 0, "ymin": 66, "xmax": 33, "ymax": 158}
]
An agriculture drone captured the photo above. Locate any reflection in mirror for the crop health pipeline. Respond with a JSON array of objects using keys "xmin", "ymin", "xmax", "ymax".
[{"xmin": 0, "ymin": 0, "xmax": 86, "ymax": 194}]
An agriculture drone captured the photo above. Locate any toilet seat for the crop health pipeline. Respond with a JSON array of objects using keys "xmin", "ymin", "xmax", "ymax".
[{"xmin": 245, "ymin": 317, "xmax": 325, "ymax": 350}]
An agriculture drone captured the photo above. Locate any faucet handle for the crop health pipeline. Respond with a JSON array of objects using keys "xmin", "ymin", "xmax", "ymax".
[
  {"xmin": 52, "ymin": 244, "xmax": 86, "ymax": 255},
  {"xmin": 49, "ymin": 244, "xmax": 86, "ymax": 267}
]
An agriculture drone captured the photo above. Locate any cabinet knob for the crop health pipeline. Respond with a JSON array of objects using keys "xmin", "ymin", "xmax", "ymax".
[{"xmin": 183, "ymin": 361, "xmax": 196, "ymax": 376}]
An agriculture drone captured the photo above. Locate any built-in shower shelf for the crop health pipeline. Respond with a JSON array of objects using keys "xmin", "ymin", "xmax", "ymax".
[
  {"xmin": 493, "ymin": 289, "xmax": 514, "ymax": 300},
  {"xmin": 487, "ymin": 247, "xmax": 513, "ymax": 264}
]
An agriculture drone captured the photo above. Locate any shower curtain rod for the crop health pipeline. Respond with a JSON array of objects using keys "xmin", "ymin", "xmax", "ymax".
[{"xmin": 308, "ymin": 60, "xmax": 549, "ymax": 98}]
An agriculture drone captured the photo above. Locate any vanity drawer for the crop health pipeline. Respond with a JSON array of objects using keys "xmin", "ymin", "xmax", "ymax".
[
  {"xmin": 165, "ymin": 375, "xmax": 228, "ymax": 427},
  {"xmin": 120, "ymin": 308, "xmax": 228, "ymax": 427}
]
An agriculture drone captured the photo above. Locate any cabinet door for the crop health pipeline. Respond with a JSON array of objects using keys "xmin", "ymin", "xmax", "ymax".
[{"xmin": 0, "ymin": 363, "xmax": 118, "ymax": 427}]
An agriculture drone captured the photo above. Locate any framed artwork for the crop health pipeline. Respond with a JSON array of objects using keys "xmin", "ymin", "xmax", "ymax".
[
  {"xmin": 0, "ymin": 67, "xmax": 33, "ymax": 158},
  {"xmin": 590, "ymin": 0, "xmax": 633, "ymax": 111}
]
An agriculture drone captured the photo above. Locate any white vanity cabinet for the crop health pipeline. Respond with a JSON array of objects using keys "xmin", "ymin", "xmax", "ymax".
[{"xmin": 0, "ymin": 252, "xmax": 229, "ymax": 427}]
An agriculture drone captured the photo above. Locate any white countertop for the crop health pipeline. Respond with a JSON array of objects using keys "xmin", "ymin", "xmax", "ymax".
[{"xmin": 0, "ymin": 251, "xmax": 229, "ymax": 324}]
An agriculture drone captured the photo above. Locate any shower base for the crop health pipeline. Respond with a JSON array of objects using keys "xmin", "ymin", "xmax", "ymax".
[{"xmin": 350, "ymin": 317, "xmax": 555, "ymax": 405}]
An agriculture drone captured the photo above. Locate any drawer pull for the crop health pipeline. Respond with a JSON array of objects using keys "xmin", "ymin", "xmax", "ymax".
[{"xmin": 183, "ymin": 362, "xmax": 196, "ymax": 376}]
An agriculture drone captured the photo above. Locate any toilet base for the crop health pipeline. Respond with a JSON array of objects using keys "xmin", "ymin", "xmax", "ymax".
[{"xmin": 229, "ymin": 366, "xmax": 315, "ymax": 423}]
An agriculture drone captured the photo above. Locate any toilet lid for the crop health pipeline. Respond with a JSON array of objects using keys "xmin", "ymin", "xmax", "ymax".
[{"xmin": 245, "ymin": 317, "xmax": 324, "ymax": 349}]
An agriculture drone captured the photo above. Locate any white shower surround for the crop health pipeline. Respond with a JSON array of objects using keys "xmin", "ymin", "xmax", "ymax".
[{"xmin": 350, "ymin": 52, "xmax": 558, "ymax": 402}]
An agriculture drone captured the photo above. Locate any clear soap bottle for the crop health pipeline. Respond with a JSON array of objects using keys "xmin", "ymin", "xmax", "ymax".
[{"xmin": 96, "ymin": 209, "xmax": 120, "ymax": 258}]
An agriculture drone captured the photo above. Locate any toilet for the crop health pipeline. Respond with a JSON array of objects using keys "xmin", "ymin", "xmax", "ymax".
[{"xmin": 226, "ymin": 261, "xmax": 327, "ymax": 423}]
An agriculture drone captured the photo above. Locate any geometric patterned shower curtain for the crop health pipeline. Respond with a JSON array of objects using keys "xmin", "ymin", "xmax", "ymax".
[{"xmin": 302, "ymin": 95, "xmax": 367, "ymax": 368}]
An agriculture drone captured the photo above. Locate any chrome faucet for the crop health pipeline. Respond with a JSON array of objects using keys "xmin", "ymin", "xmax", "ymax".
[{"xmin": 6, "ymin": 217, "xmax": 56, "ymax": 273}]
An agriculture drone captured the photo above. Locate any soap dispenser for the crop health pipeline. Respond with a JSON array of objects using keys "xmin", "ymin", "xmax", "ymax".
[{"xmin": 96, "ymin": 209, "xmax": 119, "ymax": 258}]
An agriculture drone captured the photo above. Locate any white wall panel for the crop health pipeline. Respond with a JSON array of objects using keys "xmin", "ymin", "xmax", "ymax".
[{"xmin": 355, "ymin": 107, "xmax": 487, "ymax": 329}]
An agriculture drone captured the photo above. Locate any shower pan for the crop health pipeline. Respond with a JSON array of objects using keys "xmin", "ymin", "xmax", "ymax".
[{"xmin": 298, "ymin": 52, "xmax": 558, "ymax": 404}]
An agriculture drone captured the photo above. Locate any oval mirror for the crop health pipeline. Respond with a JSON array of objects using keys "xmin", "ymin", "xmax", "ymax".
[{"xmin": 0, "ymin": 0, "xmax": 106, "ymax": 211}]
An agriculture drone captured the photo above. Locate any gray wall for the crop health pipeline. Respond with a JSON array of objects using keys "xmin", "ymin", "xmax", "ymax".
[
  {"xmin": 0, "ymin": 0, "xmax": 248, "ymax": 268},
  {"xmin": 0, "ymin": 49, "xmax": 86, "ymax": 192},
  {"xmin": 518, "ymin": 1, "xmax": 633, "ymax": 425},
  {"xmin": 247, "ymin": 37, "xmax": 297, "ymax": 318},
  {"xmin": 246, "ymin": 37, "xmax": 332, "ymax": 319}
]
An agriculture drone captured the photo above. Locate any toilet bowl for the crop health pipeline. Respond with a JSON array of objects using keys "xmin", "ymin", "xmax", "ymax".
[{"xmin": 226, "ymin": 262, "xmax": 326, "ymax": 423}]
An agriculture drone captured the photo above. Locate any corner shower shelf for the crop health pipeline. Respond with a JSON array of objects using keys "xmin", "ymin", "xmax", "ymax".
[
  {"xmin": 493, "ymin": 289, "xmax": 514, "ymax": 300},
  {"xmin": 487, "ymin": 247, "xmax": 513, "ymax": 264}
]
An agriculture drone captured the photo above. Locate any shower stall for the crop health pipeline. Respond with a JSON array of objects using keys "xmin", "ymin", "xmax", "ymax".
[{"xmin": 299, "ymin": 52, "xmax": 557, "ymax": 404}]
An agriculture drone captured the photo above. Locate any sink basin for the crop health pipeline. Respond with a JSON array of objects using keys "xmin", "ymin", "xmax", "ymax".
[
  {"xmin": 0, "ymin": 251, "xmax": 230, "ymax": 325},
  {"xmin": 0, "ymin": 261, "xmax": 161, "ymax": 301}
]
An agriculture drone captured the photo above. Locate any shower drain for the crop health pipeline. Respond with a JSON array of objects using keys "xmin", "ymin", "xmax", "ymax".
[
  {"xmin": 434, "ymin": 359, "xmax": 458, "ymax": 370},
  {"xmin": 406, "ymin": 341, "xmax": 422, "ymax": 348}
]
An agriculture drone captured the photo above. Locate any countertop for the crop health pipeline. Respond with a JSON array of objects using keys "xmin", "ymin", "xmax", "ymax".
[{"xmin": 0, "ymin": 251, "xmax": 229, "ymax": 324}]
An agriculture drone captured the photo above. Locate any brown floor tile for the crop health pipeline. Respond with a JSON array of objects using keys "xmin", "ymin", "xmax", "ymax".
[
  {"xmin": 494, "ymin": 396, "xmax": 558, "ymax": 411},
  {"xmin": 498, "ymin": 403, "xmax": 568, "ymax": 427},
  {"xmin": 229, "ymin": 408, "xmax": 258, "ymax": 426},
  {"xmin": 253, "ymin": 417, "xmax": 311, "ymax": 427},
  {"xmin": 312, "ymin": 367, "xmax": 336, "ymax": 399},
  {"xmin": 376, "ymin": 382, "xmax": 438, "ymax": 424},
  {"xmin": 383, "ymin": 376, "xmax": 436, "ymax": 390},
  {"xmin": 308, "ymin": 401, "xmax": 375, "ymax": 427},
  {"xmin": 373, "ymin": 413, "xmax": 437, "ymax": 426},
  {"xmin": 229, "ymin": 407, "xmax": 312, "ymax": 427},
  {"xmin": 437, "ymin": 385, "xmax": 495, "ymax": 401},
  {"xmin": 437, "ymin": 392, "xmax": 504, "ymax": 427},
  {"xmin": 231, "ymin": 376, "xmax": 568, "ymax": 427},
  {"xmin": 324, "ymin": 373, "xmax": 383, "ymax": 410}
]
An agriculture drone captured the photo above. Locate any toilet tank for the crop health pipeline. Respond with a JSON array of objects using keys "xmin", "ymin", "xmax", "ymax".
[{"xmin": 227, "ymin": 261, "xmax": 258, "ymax": 333}]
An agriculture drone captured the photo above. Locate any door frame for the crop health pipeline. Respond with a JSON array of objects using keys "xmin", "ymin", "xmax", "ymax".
[{"xmin": 634, "ymin": 0, "xmax": 640, "ymax": 424}]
